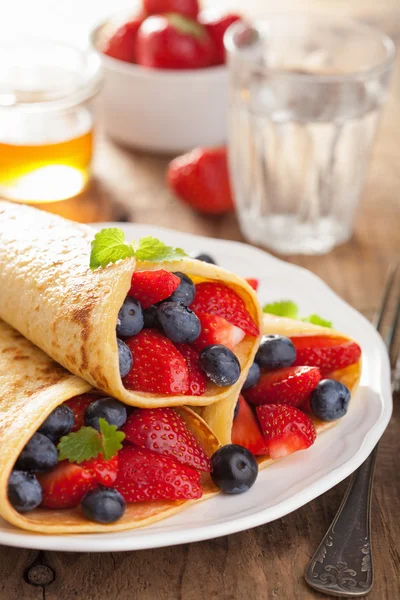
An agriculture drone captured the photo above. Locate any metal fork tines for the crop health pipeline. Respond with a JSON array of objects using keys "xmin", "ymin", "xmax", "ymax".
[{"xmin": 305, "ymin": 262, "xmax": 399, "ymax": 597}]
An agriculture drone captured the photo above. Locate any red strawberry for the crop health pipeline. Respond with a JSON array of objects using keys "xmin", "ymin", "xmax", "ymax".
[
  {"xmin": 256, "ymin": 404, "xmax": 316, "ymax": 460},
  {"xmin": 244, "ymin": 366, "xmax": 321, "ymax": 407},
  {"xmin": 193, "ymin": 312, "xmax": 245, "ymax": 352},
  {"xmin": 122, "ymin": 407, "xmax": 211, "ymax": 471},
  {"xmin": 38, "ymin": 462, "xmax": 96, "ymax": 509},
  {"xmin": 128, "ymin": 270, "xmax": 180, "ymax": 309},
  {"xmin": 103, "ymin": 17, "xmax": 143, "ymax": 63},
  {"xmin": 136, "ymin": 15, "xmax": 216, "ymax": 70},
  {"xmin": 143, "ymin": 0, "xmax": 199, "ymax": 19},
  {"xmin": 245, "ymin": 278, "xmax": 259, "ymax": 291},
  {"xmin": 167, "ymin": 147, "xmax": 234, "ymax": 215},
  {"xmin": 64, "ymin": 393, "xmax": 100, "ymax": 431},
  {"xmin": 190, "ymin": 281, "xmax": 259, "ymax": 336},
  {"xmin": 231, "ymin": 395, "xmax": 267, "ymax": 456},
  {"xmin": 198, "ymin": 10, "xmax": 241, "ymax": 64},
  {"xmin": 114, "ymin": 446, "xmax": 202, "ymax": 502},
  {"xmin": 175, "ymin": 344, "xmax": 207, "ymax": 396},
  {"xmin": 123, "ymin": 329, "xmax": 189, "ymax": 395},
  {"xmin": 291, "ymin": 336, "xmax": 362, "ymax": 374},
  {"xmin": 81, "ymin": 455, "xmax": 119, "ymax": 487}
]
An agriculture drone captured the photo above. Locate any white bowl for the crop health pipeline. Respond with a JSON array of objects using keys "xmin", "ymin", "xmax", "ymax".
[{"xmin": 90, "ymin": 20, "xmax": 229, "ymax": 154}]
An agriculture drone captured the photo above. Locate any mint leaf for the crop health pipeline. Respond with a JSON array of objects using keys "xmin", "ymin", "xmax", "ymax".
[
  {"xmin": 263, "ymin": 300, "xmax": 299, "ymax": 319},
  {"xmin": 134, "ymin": 236, "xmax": 187, "ymax": 262},
  {"xmin": 302, "ymin": 314, "xmax": 332, "ymax": 328},
  {"xmin": 99, "ymin": 418, "xmax": 125, "ymax": 460},
  {"xmin": 90, "ymin": 228, "xmax": 135, "ymax": 269},
  {"xmin": 57, "ymin": 427, "xmax": 102, "ymax": 464}
]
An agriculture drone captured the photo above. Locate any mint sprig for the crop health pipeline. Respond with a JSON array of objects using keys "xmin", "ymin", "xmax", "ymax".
[
  {"xmin": 263, "ymin": 300, "xmax": 332, "ymax": 328},
  {"xmin": 57, "ymin": 418, "xmax": 125, "ymax": 463},
  {"xmin": 90, "ymin": 228, "xmax": 187, "ymax": 269}
]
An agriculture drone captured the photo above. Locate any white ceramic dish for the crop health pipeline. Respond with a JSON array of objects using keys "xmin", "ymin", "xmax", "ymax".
[
  {"xmin": 0, "ymin": 223, "xmax": 392, "ymax": 552},
  {"xmin": 90, "ymin": 16, "xmax": 228, "ymax": 153}
]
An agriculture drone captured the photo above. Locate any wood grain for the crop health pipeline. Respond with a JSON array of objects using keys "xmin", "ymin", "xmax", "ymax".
[{"xmin": 1, "ymin": 0, "xmax": 400, "ymax": 598}]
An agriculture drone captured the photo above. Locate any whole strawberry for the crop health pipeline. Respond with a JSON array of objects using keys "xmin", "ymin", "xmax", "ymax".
[
  {"xmin": 167, "ymin": 147, "xmax": 234, "ymax": 215},
  {"xmin": 103, "ymin": 17, "xmax": 143, "ymax": 63},
  {"xmin": 143, "ymin": 0, "xmax": 199, "ymax": 19},
  {"xmin": 198, "ymin": 10, "xmax": 241, "ymax": 64},
  {"xmin": 137, "ymin": 14, "xmax": 216, "ymax": 69}
]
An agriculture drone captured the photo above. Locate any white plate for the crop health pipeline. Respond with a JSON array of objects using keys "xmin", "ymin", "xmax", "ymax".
[{"xmin": 0, "ymin": 223, "xmax": 392, "ymax": 552}]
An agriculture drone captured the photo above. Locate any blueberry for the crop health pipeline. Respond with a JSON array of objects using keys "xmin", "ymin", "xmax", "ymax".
[
  {"xmin": 117, "ymin": 338, "xmax": 133, "ymax": 378},
  {"xmin": 116, "ymin": 297, "xmax": 144, "ymax": 337},
  {"xmin": 310, "ymin": 379, "xmax": 351, "ymax": 421},
  {"xmin": 200, "ymin": 345, "xmax": 241, "ymax": 387},
  {"xmin": 157, "ymin": 302, "xmax": 201, "ymax": 344},
  {"xmin": 38, "ymin": 405, "xmax": 75, "ymax": 442},
  {"xmin": 143, "ymin": 305, "xmax": 159, "ymax": 329},
  {"xmin": 211, "ymin": 444, "xmax": 258, "ymax": 494},
  {"xmin": 242, "ymin": 362, "xmax": 261, "ymax": 390},
  {"xmin": 169, "ymin": 272, "xmax": 196, "ymax": 306},
  {"xmin": 84, "ymin": 397, "xmax": 127, "ymax": 431},
  {"xmin": 8, "ymin": 471, "xmax": 43, "ymax": 513},
  {"xmin": 192, "ymin": 253, "xmax": 217, "ymax": 265},
  {"xmin": 81, "ymin": 487, "xmax": 126, "ymax": 524},
  {"xmin": 255, "ymin": 335, "xmax": 296, "ymax": 370},
  {"xmin": 15, "ymin": 433, "xmax": 58, "ymax": 473}
]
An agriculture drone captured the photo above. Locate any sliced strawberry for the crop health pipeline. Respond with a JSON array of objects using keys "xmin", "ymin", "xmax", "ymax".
[
  {"xmin": 123, "ymin": 329, "xmax": 189, "ymax": 395},
  {"xmin": 175, "ymin": 344, "xmax": 207, "ymax": 396},
  {"xmin": 122, "ymin": 407, "xmax": 211, "ymax": 471},
  {"xmin": 114, "ymin": 446, "xmax": 202, "ymax": 502},
  {"xmin": 81, "ymin": 454, "xmax": 119, "ymax": 487},
  {"xmin": 190, "ymin": 282, "xmax": 259, "ymax": 336},
  {"xmin": 64, "ymin": 393, "xmax": 100, "ymax": 431},
  {"xmin": 256, "ymin": 404, "xmax": 316, "ymax": 460},
  {"xmin": 245, "ymin": 278, "xmax": 259, "ymax": 291},
  {"xmin": 128, "ymin": 270, "xmax": 180, "ymax": 309},
  {"xmin": 38, "ymin": 461, "xmax": 96, "ymax": 509},
  {"xmin": 232, "ymin": 395, "xmax": 267, "ymax": 456},
  {"xmin": 193, "ymin": 312, "xmax": 245, "ymax": 352},
  {"xmin": 291, "ymin": 336, "xmax": 362, "ymax": 374},
  {"xmin": 244, "ymin": 366, "xmax": 321, "ymax": 407}
]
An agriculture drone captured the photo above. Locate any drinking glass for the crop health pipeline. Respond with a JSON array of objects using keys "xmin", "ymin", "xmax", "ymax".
[{"xmin": 225, "ymin": 16, "xmax": 395, "ymax": 254}]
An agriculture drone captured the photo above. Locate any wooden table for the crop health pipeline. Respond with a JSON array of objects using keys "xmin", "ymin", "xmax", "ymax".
[{"xmin": 1, "ymin": 1, "xmax": 400, "ymax": 598}]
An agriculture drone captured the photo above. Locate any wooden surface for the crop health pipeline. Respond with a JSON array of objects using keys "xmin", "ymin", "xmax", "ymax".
[{"xmin": 1, "ymin": 0, "xmax": 400, "ymax": 598}]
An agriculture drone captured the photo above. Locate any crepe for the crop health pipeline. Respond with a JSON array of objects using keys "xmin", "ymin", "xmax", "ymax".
[
  {"xmin": 200, "ymin": 314, "xmax": 362, "ymax": 468},
  {"xmin": 0, "ymin": 319, "xmax": 220, "ymax": 534},
  {"xmin": 0, "ymin": 201, "xmax": 262, "ymax": 408}
]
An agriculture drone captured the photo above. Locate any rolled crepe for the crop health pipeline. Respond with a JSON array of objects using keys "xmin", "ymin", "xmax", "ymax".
[
  {"xmin": 0, "ymin": 319, "xmax": 220, "ymax": 534},
  {"xmin": 0, "ymin": 201, "xmax": 262, "ymax": 408},
  {"xmin": 200, "ymin": 314, "xmax": 362, "ymax": 468}
]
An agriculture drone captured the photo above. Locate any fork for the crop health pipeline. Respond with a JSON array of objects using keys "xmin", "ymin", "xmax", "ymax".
[{"xmin": 305, "ymin": 263, "xmax": 400, "ymax": 597}]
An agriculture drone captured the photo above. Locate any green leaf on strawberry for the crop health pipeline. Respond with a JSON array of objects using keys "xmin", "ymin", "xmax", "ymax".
[
  {"xmin": 134, "ymin": 236, "xmax": 187, "ymax": 262},
  {"xmin": 100, "ymin": 419, "xmax": 125, "ymax": 460},
  {"xmin": 263, "ymin": 299, "xmax": 332, "ymax": 328},
  {"xmin": 57, "ymin": 418, "xmax": 125, "ymax": 463}
]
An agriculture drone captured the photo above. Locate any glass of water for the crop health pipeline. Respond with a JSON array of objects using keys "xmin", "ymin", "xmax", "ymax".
[{"xmin": 225, "ymin": 16, "xmax": 395, "ymax": 254}]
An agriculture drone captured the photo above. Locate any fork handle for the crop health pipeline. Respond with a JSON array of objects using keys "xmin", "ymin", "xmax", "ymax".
[{"xmin": 305, "ymin": 444, "xmax": 378, "ymax": 597}]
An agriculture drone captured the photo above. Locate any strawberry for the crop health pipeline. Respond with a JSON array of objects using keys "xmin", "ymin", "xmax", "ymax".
[
  {"xmin": 190, "ymin": 281, "xmax": 259, "ymax": 336},
  {"xmin": 123, "ymin": 329, "xmax": 189, "ymax": 395},
  {"xmin": 245, "ymin": 278, "xmax": 259, "ymax": 291},
  {"xmin": 232, "ymin": 396, "xmax": 267, "ymax": 456},
  {"xmin": 167, "ymin": 147, "xmax": 234, "ymax": 215},
  {"xmin": 136, "ymin": 15, "xmax": 216, "ymax": 70},
  {"xmin": 81, "ymin": 455, "xmax": 119, "ymax": 487},
  {"xmin": 244, "ymin": 366, "xmax": 321, "ymax": 407},
  {"xmin": 128, "ymin": 270, "xmax": 180, "ymax": 309},
  {"xmin": 122, "ymin": 407, "xmax": 211, "ymax": 471},
  {"xmin": 114, "ymin": 446, "xmax": 202, "ymax": 502},
  {"xmin": 175, "ymin": 344, "xmax": 207, "ymax": 396},
  {"xmin": 64, "ymin": 393, "xmax": 100, "ymax": 431},
  {"xmin": 38, "ymin": 462, "xmax": 96, "ymax": 509},
  {"xmin": 291, "ymin": 336, "xmax": 362, "ymax": 374},
  {"xmin": 198, "ymin": 11, "xmax": 241, "ymax": 64},
  {"xmin": 143, "ymin": 0, "xmax": 199, "ymax": 19},
  {"xmin": 103, "ymin": 17, "xmax": 143, "ymax": 63},
  {"xmin": 256, "ymin": 404, "xmax": 316, "ymax": 459},
  {"xmin": 193, "ymin": 312, "xmax": 245, "ymax": 352}
]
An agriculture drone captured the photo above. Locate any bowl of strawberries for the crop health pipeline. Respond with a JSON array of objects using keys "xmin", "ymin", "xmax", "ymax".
[{"xmin": 91, "ymin": 0, "xmax": 241, "ymax": 153}]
